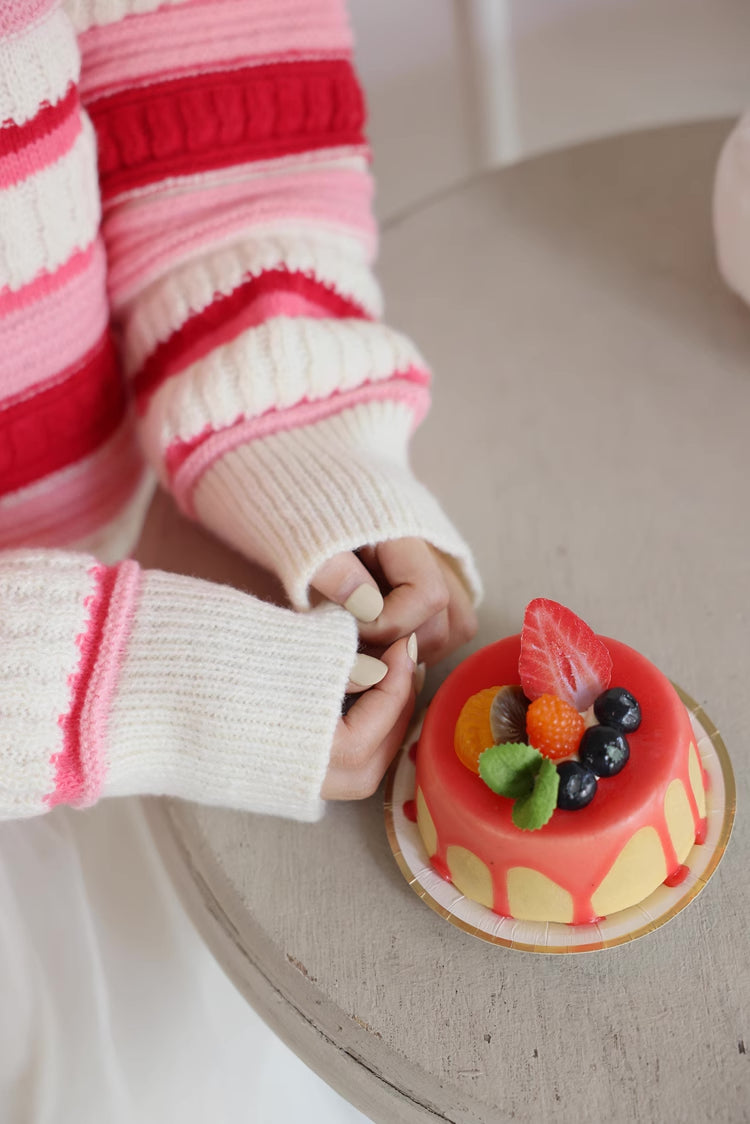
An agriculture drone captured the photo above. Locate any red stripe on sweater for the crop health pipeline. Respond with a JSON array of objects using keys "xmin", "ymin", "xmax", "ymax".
[
  {"xmin": 133, "ymin": 268, "xmax": 369, "ymax": 411},
  {"xmin": 87, "ymin": 57, "xmax": 366, "ymax": 199},
  {"xmin": 0, "ymin": 84, "xmax": 79, "ymax": 158},
  {"xmin": 47, "ymin": 563, "xmax": 118, "ymax": 809},
  {"xmin": 0, "ymin": 331, "xmax": 127, "ymax": 495}
]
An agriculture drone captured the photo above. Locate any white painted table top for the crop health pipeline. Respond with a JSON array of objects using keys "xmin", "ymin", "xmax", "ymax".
[{"xmin": 137, "ymin": 122, "xmax": 750, "ymax": 1123}]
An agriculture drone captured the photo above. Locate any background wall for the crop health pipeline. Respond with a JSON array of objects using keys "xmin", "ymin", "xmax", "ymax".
[{"xmin": 348, "ymin": 0, "xmax": 750, "ymax": 222}]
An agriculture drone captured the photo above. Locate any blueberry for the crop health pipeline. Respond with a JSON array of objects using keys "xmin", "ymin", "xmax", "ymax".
[
  {"xmin": 594, "ymin": 687, "xmax": 641, "ymax": 733},
  {"xmin": 579, "ymin": 725, "xmax": 630, "ymax": 777},
  {"xmin": 556, "ymin": 761, "xmax": 598, "ymax": 810}
]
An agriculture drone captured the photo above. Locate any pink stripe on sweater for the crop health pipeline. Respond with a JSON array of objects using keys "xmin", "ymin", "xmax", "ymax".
[
  {"xmin": 169, "ymin": 372, "xmax": 431, "ymax": 513},
  {"xmin": 222, "ymin": 288, "xmax": 343, "ymax": 323},
  {"xmin": 0, "ymin": 238, "xmax": 108, "ymax": 397},
  {"xmin": 47, "ymin": 562, "xmax": 115, "ymax": 808},
  {"xmin": 77, "ymin": 560, "xmax": 141, "ymax": 804},
  {"xmin": 79, "ymin": 0, "xmax": 351, "ymax": 100},
  {"xmin": 105, "ymin": 161, "xmax": 374, "ymax": 307},
  {"xmin": 0, "ymin": 100, "xmax": 81, "ymax": 190},
  {"xmin": 0, "ymin": 419, "xmax": 145, "ymax": 550},
  {"xmin": 0, "ymin": 0, "xmax": 57, "ymax": 36},
  {"xmin": 47, "ymin": 560, "xmax": 141, "ymax": 809},
  {"xmin": 0, "ymin": 240, "xmax": 98, "ymax": 318}
]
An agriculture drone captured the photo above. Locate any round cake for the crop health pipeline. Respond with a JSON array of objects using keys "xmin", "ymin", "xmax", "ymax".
[{"xmin": 414, "ymin": 601, "xmax": 707, "ymax": 924}]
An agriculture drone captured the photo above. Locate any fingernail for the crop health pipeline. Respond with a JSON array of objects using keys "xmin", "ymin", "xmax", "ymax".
[
  {"xmin": 350, "ymin": 653, "xmax": 388, "ymax": 687},
  {"xmin": 414, "ymin": 662, "xmax": 426, "ymax": 693},
  {"xmin": 406, "ymin": 632, "xmax": 418, "ymax": 665},
  {"xmin": 344, "ymin": 584, "xmax": 384, "ymax": 623}
]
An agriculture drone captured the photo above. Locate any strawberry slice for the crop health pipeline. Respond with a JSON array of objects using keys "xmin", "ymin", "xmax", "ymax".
[{"xmin": 519, "ymin": 598, "xmax": 612, "ymax": 712}]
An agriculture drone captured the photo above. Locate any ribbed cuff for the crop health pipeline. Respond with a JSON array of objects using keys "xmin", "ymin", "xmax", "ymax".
[
  {"xmin": 192, "ymin": 400, "xmax": 483, "ymax": 610},
  {"xmin": 103, "ymin": 569, "xmax": 359, "ymax": 821},
  {"xmin": 0, "ymin": 550, "xmax": 98, "ymax": 818}
]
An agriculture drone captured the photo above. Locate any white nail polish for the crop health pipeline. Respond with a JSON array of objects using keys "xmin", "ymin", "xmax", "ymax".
[
  {"xmin": 350, "ymin": 653, "xmax": 388, "ymax": 687},
  {"xmin": 407, "ymin": 632, "xmax": 418, "ymax": 665},
  {"xmin": 344, "ymin": 584, "xmax": 384, "ymax": 623}
]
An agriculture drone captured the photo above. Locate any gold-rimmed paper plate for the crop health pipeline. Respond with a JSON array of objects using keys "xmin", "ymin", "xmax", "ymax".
[{"xmin": 384, "ymin": 687, "xmax": 735, "ymax": 954}]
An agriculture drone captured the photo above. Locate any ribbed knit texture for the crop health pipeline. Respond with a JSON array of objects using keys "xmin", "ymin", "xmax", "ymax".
[
  {"xmin": 0, "ymin": 0, "xmax": 479, "ymax": 822},
  {"xmin": 104, "ymin": 571, "xmax": 359, "ymax": 819},
  {"xmin": 0, "ymin": 117, "xmax": 100, "ymax": 291},
  {"xmin": 142, "ymin": 316, "xmax": 429, "ymax": 471},
  {"xmin": 194, "ymin": 401, "xmax": 483, "ymax": 610},
  {"xmin": 0, "ymin": 552, "xmax": 358, "ymax": 821},
  {"xmin": 0, "ymin": 552, "xmax": 94, "ymax": 817},
  {"xmin": 0, "ymin": 6, "xmax": 78, "ymax": 126}
]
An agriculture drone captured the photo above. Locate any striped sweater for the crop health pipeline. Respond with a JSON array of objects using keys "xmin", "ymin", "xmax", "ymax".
[{"xmin": 0, "ymin": 0, "xmax": 479, "ymax": 821}]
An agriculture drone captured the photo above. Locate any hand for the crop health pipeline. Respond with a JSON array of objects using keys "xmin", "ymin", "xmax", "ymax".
[
  {"xmin": 312, "ymin": 538, "xmax": 478, "ymax": 666},
  {"xmin": 322, "ymin": 635, "xmax": 417, "ymax": 800}
]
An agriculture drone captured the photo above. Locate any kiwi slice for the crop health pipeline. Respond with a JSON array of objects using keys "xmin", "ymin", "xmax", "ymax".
[{"xmin": 489, "ymin": 685, "xmax": 530, "ymax": 745}]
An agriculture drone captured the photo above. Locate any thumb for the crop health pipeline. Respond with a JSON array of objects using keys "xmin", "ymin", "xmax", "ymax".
[{"xmin": 311, "ymin": 551, "xmax": 384, "ymax": 623}]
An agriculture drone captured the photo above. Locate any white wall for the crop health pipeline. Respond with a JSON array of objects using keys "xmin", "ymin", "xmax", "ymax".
[
  {"xmin": 505, "ymin": 0, "xmax": 750, "ymax": 159},
  {"xmin": 348, "ymin": 1, "xmax": 473, "ymax": 223},
  {"xmin": 348, "ymin": 0, "xmax": 750, "ymax": 222}
]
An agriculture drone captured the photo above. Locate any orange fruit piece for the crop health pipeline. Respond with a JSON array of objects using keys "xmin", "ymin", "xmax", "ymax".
[
  {"xmin": 526, "ymin": 693, "xmax": 585, "ymax": 760},
  {"xmin": 454, "ymin": 687, "xmax": 503, "ymax": 773}
]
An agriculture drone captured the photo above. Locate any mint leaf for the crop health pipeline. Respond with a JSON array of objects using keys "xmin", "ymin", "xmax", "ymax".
[
  {"xmin": 512, "ymin": 757, "xmax": 560, "ymax": 831},
  {"xmin": 478, "ymin": 742, "xmax": 542, "ymax": 798}
]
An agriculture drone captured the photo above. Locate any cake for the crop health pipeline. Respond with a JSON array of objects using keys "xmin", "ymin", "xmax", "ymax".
[{"xmin": 413, "ymin": 599, "xmax": 707, "ymax": 924}]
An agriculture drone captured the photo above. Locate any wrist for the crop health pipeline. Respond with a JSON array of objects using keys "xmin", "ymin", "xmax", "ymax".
[
  {"xmin": 193, "ymin": 401, "xmax": 482, "ymax": 610},
  {"xmin": 102, "ymin": 570, "xmax": 359, "ymax": 820}
]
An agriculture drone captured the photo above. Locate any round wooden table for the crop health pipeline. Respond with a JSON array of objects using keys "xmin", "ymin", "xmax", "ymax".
[{"xmin": 136, "ymin": 121, "xmax": 750, "ymax": 1123}]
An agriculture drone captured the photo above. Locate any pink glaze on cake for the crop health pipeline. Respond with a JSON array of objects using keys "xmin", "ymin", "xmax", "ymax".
[
  {"xmin": 664, "ymin": 864, "xmax": 690, "ymax": 887},
  {"xmin": 415, "ymin": 634, "xmax": 706, "ymax": 924}
]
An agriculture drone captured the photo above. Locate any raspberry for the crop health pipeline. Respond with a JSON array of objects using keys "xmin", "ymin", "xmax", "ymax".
[{"xmin": 526, "ymin": 694, "xmax": 585, "ymax": 760}]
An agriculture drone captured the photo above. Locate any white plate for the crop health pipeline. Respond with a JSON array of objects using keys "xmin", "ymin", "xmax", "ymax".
[{"xmin": 384, "ymin": 686, "xmax": 735, "ymax": 954}]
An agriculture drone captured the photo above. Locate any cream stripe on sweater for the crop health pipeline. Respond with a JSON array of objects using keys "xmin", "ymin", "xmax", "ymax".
[
  {"xmin": 0, "ymin": 5, "xmax": 79, "ymax": 125},
  {"xmin": 0, "ymin": 553, "xmax": 94, "ymax": 816},
  {"xmin": 122, "ymin": 231, "xmax": 383, "ymax": 376},
  {"xmin": 0, "ymin": 120, "xmax": 100, "ymax": 291},
  {"xmin": 65, "ymin": 0, "xmax": 190, "ymax": 34},
  {"xmin": 141, "ymin": 317, "xmax": 426, "ymax": 458},
  {"xmin": 0, "ymin": 552, "xmax": 359, "ymax": 821}
]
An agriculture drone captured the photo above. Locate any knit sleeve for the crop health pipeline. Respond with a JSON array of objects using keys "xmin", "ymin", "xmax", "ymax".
[
  {"xmin": 0, "ymin": 550, "xmax": 358, "ymax": 821},
  {"xmin": 72, "ymin": 0, "xmax": 482, "ymax": 608},
  {"xmin": 0, "ymin": 1, "xmax": 153, "ymax": 560}
]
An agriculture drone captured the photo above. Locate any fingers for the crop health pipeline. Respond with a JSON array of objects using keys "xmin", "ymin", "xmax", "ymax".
[
  {"xmin": 314, "ymin": 539, "xmax": 478, "ymax": 668},
  {"xmin": 322, "ymin": 635, "xmax": 416, "ymax": 801},
  {"xmin": 346, "ymin": 652, "xmax": 388, "ymax": 693},
  {"xmin": 357, "ymin": 539, "xmax": 478, "ymax": 665},
  {"xmin": 311, "ymin": 551, "xmax": 384, "ymax": 623},
  {"xmin": 370, "ymin": 539, "xmax": 448, "ymax": 639},
  {"xmin": 440, "ymin": 554, "xmax": 479, "ymax": 651}
]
